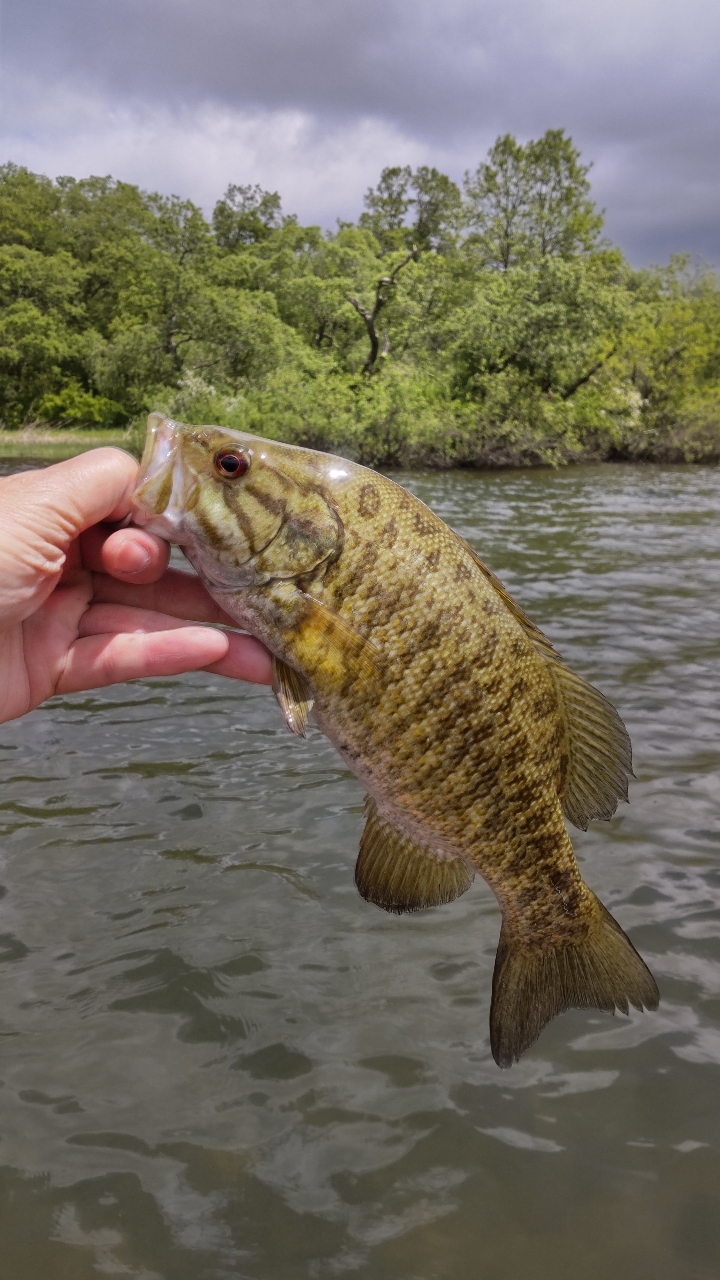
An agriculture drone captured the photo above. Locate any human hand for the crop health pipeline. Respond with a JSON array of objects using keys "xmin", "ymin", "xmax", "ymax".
[{"xmin": 0, "ymin": 447, "xmax": 272, "ymax": 724}]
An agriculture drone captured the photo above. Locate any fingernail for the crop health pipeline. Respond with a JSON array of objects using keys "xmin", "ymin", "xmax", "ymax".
[{"xmin": 116, "ymin": 544, "xmax": 151, "ymax": 574}]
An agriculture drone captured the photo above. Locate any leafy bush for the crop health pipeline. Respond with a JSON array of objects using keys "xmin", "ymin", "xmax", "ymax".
[{"xmin": 35, "ymin": 384, "xmax": 127, "ymax": 429}]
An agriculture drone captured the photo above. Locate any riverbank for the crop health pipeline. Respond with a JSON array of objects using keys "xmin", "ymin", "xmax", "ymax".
[
  {"xmin": 2, "ymin": 419, "xmax": 718, "ymax": 471},
  {"xmin": 5, "ymin": 158, "xmax": 720, "ymax": 478},
  {"xmin": 0, "ymin": 426, "xmax": 145, "ymax": 465}
]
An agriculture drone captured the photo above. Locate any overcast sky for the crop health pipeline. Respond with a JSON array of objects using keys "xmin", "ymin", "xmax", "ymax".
[{"xmin": 2, "ymin": 0, "xmax": 719, "ymax": 264}]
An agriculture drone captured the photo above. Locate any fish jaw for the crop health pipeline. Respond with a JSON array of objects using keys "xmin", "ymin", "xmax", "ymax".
[{"xmin": 131, "ymin": 413, "xmax": 192, "ymax": 544}]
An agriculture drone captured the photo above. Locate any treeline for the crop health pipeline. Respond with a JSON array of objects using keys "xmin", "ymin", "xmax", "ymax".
[{"xmin": 1, "ymin": 130, "xmax": 719, "ymax": 467}]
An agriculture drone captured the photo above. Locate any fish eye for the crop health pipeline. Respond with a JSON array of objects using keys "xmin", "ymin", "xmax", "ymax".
[{"xmin": 214, "ymin": 447, "xmax": 250, "ymax": 479}]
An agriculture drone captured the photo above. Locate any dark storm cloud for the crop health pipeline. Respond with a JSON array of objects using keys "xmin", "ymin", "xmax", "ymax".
[
  {"xmin": 3, "ymin": 0, "xmax": 720, "ymax": 262},
  {"xmin": 6, "ymin": 0, "xmax": 712, "ymax": 133},
  {"xmin": 8, "ymin": 0, "xmax": 518, "ymax": 131}
]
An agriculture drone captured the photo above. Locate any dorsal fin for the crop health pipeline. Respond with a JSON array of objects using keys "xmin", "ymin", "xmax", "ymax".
[
  {"xmin": 459, "ymin": 538, "xmax": 632, "ymax": 831},
  {"xmin": 356, "ymin": 798, "xmax": 474, "ymax": 914},
  {"xmin": 541, "ymin": 660, "xmax": 633, "ymax": 829},
  {"xmin": 272, "ymin": 657, "xmax": 314, "ymax": 737}
]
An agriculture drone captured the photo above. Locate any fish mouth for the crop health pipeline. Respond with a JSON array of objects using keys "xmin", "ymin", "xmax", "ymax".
[{"xmin": 131, "ymin": 413, "xmax": 188, "ymax": 541}]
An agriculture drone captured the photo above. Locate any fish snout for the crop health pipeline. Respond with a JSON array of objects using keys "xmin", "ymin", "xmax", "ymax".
[{"xmin": 131, "ymin": 413, "xmax": 186, "ymax": 540}]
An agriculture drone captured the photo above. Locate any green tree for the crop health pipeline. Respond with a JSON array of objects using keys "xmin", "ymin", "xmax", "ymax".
[
  {"xmin": 0, "ymin": 245, "xmax": 87, "ymax": 425},
  {"xmin": 54, "ymin": 175, "xmax": 151, "ymax": 265},
  {"xmin": 219, "ymin": 222, "xmax": 384, "ymax": 369},
  {"xmin": 447, "ymin": 254, "xmax": 636, "ymax": 458},
  {"xmin": 611, "ymin": 257, "xmax": 720, "ymax": 457},
  {"xmin": 0, "ymin": 164, "xmax": 63, "ymax": 254},
  {"xmin": 359, "ymin": 166, "xmax": 463, "ymax": 255},
  {"xmin": 359, "ymin": 166, "xmax": 413, "ymax": 253},
  {"xmin": 411, "ymin": 167, "xmax": 463, "ymax": 253},
  {"xmin": 464, "ymin": 129, "xmax": 604, "ymax": 269},
  {"xmin": 213, "ymin": 184, "xmax": 283, "ymax": 249}
]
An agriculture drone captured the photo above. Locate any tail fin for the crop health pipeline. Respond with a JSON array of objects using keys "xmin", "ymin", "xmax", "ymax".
[{"xmin": 490, "ymin": 893, "xmax": 659, "ymax": 1068}]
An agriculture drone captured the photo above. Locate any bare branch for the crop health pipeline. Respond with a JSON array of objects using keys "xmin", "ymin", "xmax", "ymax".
[
  {"xmin": 560, "ymin": 346, "xmax": 617, "ymax": 400},
  {"xmin": 348, "ymin": 245, "xmax": 419, "ymax": 373},
  {"xmin": 347, "ymin": 296, "xmax": 379, "ymax": 370}
]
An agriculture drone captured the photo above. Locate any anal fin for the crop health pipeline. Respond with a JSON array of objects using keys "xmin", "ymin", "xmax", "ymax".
[
  {"xmin": 356, "ymin": 798, "xmax": 474, "ymax": 914},
  {"xmin": 272, "ymin": 656, "xmax": 314, "ymax": 737}
]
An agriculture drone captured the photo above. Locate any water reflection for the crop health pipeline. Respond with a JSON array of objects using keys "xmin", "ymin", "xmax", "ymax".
[{"xmin": 0, "ymin": 463, "xmax": 719, "ymax": 1278}]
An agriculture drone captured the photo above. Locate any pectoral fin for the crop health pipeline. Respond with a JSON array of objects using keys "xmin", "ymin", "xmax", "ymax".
[
  {"xmin": 270, "ymin": 584, "xmax": 382, "ymax": 699},
  {"xmin": 356, "ymin": 798, "xmax": 474, "ymax": 914},
  {"xmin": 461, "ymin": 540, "xmax": 632, "ymax": 830},
  {"xmin": 272, "ymin": 657, "xmax": 314, "ymax": 738}
]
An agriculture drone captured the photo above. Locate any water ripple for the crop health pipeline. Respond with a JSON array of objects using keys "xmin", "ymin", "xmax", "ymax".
[{"xmin": 0, "ymin": 463, "xmax": 719, "ymax": 1278}]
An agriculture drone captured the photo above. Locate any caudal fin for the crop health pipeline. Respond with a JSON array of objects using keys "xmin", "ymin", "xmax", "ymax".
[{"xmin": 490, "ymin": 893, "xmax": 659, "ymax": 1068}]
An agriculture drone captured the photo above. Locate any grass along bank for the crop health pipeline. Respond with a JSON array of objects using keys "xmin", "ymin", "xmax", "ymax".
[{"xmin": 0, "ymin": 426, "xmax": 144, "ymax": 464}]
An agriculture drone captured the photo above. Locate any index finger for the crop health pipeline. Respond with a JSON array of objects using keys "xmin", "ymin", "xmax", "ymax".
[
  {"xmin": 81, "ymin": 522, "xmax": 171, "ymax": 584},
  {"xmin": 91, "ymin": 565, "xmax": 237, "ymax": 626}
]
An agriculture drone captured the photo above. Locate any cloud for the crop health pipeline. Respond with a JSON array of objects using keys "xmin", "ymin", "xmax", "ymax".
[
  {"xmin": 0, "ymin": 73, "xmax": 439, "ymax": 230},
  {"xmin": 2, "ymin": 0, "xmax": 719, "ymax": 263},
  {"xmin": 6, "ymin": 0, "xmax": 718, "ymax": 129}
]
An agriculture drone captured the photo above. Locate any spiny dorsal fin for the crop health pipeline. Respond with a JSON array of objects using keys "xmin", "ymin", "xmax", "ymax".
[
  {"xmin": 356, "ymin": 798, "xmax": 474, "ymax": 914},
  {"xmin": 459, "ymin": 539, "xmax": 551, "ymax": 651},
  {"xmin": 272, "ymin": 657, "xmax": 314, "ymax": 738},
  {"xmin": 460, "ymin": 538, "xmax": 632, "ymax": 831}
]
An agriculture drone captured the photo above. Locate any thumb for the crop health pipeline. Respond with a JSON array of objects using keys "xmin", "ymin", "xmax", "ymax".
[
  {"xmin": 4, "ymin": 449, "xmax": 140, "ymax": 553},
  {"xmin": 2, "ymin": 450, "xmax": 139, "ymax": 565},
  {"xmin": 0, "ymin": 449, "xmax": 141, "ymax": 626}
]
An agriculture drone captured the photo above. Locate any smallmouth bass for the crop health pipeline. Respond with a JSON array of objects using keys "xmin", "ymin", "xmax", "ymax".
[{"xmin": 132, "ymin": 413, "xmax": 659, "ymax": 1067}]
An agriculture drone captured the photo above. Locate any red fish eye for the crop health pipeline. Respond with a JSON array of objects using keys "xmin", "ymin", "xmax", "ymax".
[{"xmin": 214, "ymin": 448, "xmax": 249, "ymax": 478}]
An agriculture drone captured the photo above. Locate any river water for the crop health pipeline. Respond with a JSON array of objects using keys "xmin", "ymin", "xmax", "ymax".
[{"xmin": 0, "ymin": 462, "xmax": 719, "ymax": 1279}]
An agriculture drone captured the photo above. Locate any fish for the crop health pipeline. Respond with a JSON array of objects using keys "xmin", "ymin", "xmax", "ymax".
[{"xmin": 132, "ymin": 412, "xmax": 660, "ymax": 1067}]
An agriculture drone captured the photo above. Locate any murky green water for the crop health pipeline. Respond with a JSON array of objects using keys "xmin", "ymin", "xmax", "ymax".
[{"xmin": 1, "ymin": 463, "xmax": 719, "ymax": 1279}]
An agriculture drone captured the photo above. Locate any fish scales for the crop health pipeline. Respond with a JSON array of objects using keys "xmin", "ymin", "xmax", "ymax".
[
  {"xmin": 132, "ymin": 415, "xmax": 659, "ymax": 1066},
  {"xmin": 314, "ymin": 475, "xmax": 574, "ymax": 910}
]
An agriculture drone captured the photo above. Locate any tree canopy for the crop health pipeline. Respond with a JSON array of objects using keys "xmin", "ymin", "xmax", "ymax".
[{"xmin": 0, "ymin": 132, "xmax": 718, "ymax": 466}]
